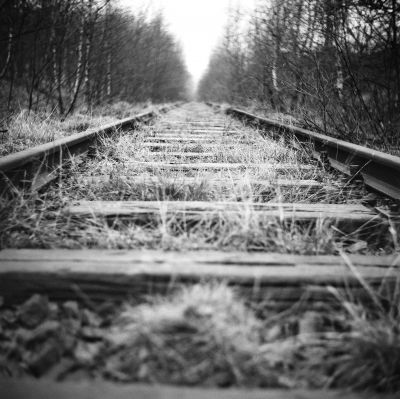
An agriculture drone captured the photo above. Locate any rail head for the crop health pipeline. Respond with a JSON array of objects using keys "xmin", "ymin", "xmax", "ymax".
[
  {"xmin": 227, "ymin": 107, "xmax": 400, "ymax": 201},
  {"xmin": 0, "ymin": 110, "xmax": 156, "ymax": 173},
  {"xmin": 0, "ymin": 106, "xmax": 175, "ymax": 192}
]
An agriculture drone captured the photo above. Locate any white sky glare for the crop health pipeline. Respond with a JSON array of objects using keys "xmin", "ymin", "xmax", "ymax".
[{"xmin": 120, "ymin": 0, "xmax": 255, "ymax": 85}]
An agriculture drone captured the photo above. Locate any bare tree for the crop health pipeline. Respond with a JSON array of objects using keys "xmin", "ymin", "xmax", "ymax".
[
  {"xmin": 199, "ymin": 0, "xmax": 400, "ymax": 147},
  {"xmin": 0, "ymin": 0, "xmax": 190, "ymax": 118}
]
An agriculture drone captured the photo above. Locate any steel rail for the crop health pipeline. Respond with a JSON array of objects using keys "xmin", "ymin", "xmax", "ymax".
[
  {"xmin": 0, "ymin": 107, "xmax": 169, "ymax": 193},
  {"xmin": 227, "ymin": 107, "xmax": 400, "ymax": 201}
]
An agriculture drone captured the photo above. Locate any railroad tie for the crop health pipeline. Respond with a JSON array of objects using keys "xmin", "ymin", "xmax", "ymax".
[
  {"xmin": 79, "ymin": 175, "xmax": 329, "ymax": 190},
  {"xmin": 1, "ymin": 249, "xmax": 399, "ymax": 308},
  {"xmin": 3, "ymin": 100, "xmax": 400, "ymax": 398},
  {"xmin": 123, "ymin": 161, "xmax": 315, "ymax": 171},
  {"xmin": 65, "ymin": 200, "xmax": 379, "ymax": 230},
  {"xmin": 3, "ymin": 104, "xmax": 394, "ymax": 309}
]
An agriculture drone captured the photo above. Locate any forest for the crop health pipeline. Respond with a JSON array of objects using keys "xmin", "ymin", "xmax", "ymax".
[
  {"xmin": 1, "ymin": 0, "xmax": 399, "ymax": 149},
  {"xmin": 198, "ymin": 0, "xmax": 400, "ymax": 148},
  {"xmin": 0, "ymin": 0, "xmax": 190, "ymax": 119}
]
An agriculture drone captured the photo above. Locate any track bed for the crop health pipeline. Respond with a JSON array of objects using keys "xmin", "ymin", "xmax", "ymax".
[{"xmin": 0, "ymin": 103, "xmax": 399, "ymax": 396}]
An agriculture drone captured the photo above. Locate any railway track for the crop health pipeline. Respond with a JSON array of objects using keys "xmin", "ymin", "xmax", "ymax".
[{"xmin": 0, "ymin": 103, "xmax": 399, "ymax": 398}]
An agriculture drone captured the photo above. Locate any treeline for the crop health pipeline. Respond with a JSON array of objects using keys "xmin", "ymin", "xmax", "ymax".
[
  {"xmin": 198, "ymin": 0, "xmax": 400, "ymax": 147},
  {"xmin": 0, "ymin": 0, "xmax": 190, "ymax": 118}
]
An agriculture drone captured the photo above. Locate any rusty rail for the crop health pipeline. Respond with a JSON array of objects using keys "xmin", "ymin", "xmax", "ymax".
[
  {"xmin": 227, "ymin": 108, "xmax": 400, "ymax": 201},
  {"xmin": 0, "ymin": 107, "xmax": 169, "ymax": 193}
]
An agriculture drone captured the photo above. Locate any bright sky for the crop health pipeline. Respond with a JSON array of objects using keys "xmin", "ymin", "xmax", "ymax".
[{"xmin": 120, "ymin": 0, "xmax": 255, "ymax": 86}]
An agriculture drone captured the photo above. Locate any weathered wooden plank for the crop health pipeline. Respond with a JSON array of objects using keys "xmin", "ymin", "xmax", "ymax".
[
  {"xmin": 126, "ymin": 161, "xmax": 315, "ymax": 171},
  {"xmin": 160, "ymin": 121, "xmax": 227, "ymax": 124},
  {"xmin": 152, "ymin": 135, "xmax": 224, "ymax": 140},
  {"xmin": 159, "ymin": 127, "xmax": 227, "ymax": 131},
  {"xmin": 159, "ymin": 127, "xmax": 228, "ymax": 130},
  {"xmin": 0, "ymin": 378, "xmax": 394, "ymax": 399},
  {"xmin": 152, "ymin": 130, "xmax": 223, "ymax": 137},
  {"xmin": 142, "ymin": 143, "xmax": 226, "ymax": 149},
  {"xmin": 160, "ymin": 129, "xmax": 231, "ymax": 133},
  {"xmin": 144, "ymin": 137, "xmax": 222, "ymax": 143},
  {"xmin": 65, "ymin": 200, "xmax": 377, "ymax": 223},
  {"xmin": 157, "ymin": 132, "xmax": 230, "ymax": 136},
  {"xmin": 149, "ymin": 134, "xmax": 222, "ymax": 139},
  {"xmin": 3, "ymin": 249, "xmax": 397, "ymax": 266},
  {"xmin": 79, "ymin": 175, "xmax": 327, "ymax": 190},
  {"xmin": 160, "ymin": 119, "xmax": 227, "ymax": 121},
  {"xmin": 0, "ymin": 250, "xmax": 398, "ymax": 305},
  {"xmin": 159, "ymin": 126, "xmax": 226, "ymax": 130},
  {"xmin": 149, "ymin": 152, "xmax": 216, "ymax": 157}
]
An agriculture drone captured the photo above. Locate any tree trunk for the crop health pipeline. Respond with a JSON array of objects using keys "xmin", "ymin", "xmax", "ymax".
[
  {"xmin": 64, "ymin": 15, "xmax": 85, "ymax": 117},
  {"xmin": 0, "ymin": 25, "xmax": 13, "ymax": 80},
  {"xmin": 391, "ymin": 0, "xmax": 400, "ymax": 110},
  {"xmin": 84, "ymin": 0, "xmax": 94, "ymax": 110}
]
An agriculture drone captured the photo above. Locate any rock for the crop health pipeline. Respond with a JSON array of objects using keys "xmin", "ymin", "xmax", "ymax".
[
  {"xmin": 105, "ymin": 329, "xmax": 131, "ymax": 347},
  {"xmin": 104, "ymin": 366, "xmax": 131, "ymax": 382},
  {"xmin": 0, "ymin": 357, "xmax": 27, "ymax": 378},
  {"xmin": 27, "ymin": 339, "xmax": 61, "ymax": 377},
  {"xmin": 61, "ymin": 334, "xmax": 77, "ymax": 355},
  {"xmin": 80, "ymin": 326, "xmax": 104, "ymax": 342},
  {"xmin": 209, "ymin": 370, "xmax": 232, "ymax": 387},
  {"xmin": 36, "ymin": 320, "xmax": 61, "ymax": 341},
  {"xmin": 17, "ymin": 320, "xmax": 61, "ymax": 345},
  {"xmin": 277, "ymin": 375, "xmax": 299, "ymax": 389},
  {"xmin": 62, "ymin": 368, "xmax": 92, "ymax": 382},
  {"xmin": 43, "ymin": 358, "xmax": 74, "ymax": 380},
  {"xmin": 49, "ymin": 302, "xmax": 59, "ymax": 318},
  {"xmin": 2, "ymin": 309, "xmax": 17, "ymax": 326},
  {"xmin": 74, "ymin": 341, "xmax": 101, "ymax": 364},
  {"xmin": 16, "ymin": 327, "xmax": 32, "ymax": 344},
  {"xmin": 62, "ymin": 301, "xmax": 80, "ymax": 319},
  {"xmin": 18, "ymin": 295, "xmax": 49, "ymax": 328},
  {"xmin": 1, "ymin": 341, "xmax": 18, "ymax": 360},
  {"xmin": 137, "ymin": 363, "xmax": 149, "ymax": 380},
  {"xmin": 62, "ymin": 317, "xmax": 81, "ymax": 334}
]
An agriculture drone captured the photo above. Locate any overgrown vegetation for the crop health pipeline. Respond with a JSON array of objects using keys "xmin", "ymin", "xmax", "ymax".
[
  {"xmin": 1, "ymin": 0, "xmax": 398, "ymax": 392},
  {"xmin": 0, "ymin": 102, "xmax": 399, "ymax": 393},
  {"xmin": 1, "ymin": 282, "xmax": 400, "ymax": 392},
  {"xmin": 109, "ymin": 281, "xmax": 400, "ymax": 391},
  {"xmin": 198, "ymin": 1, "xmax": 400, "ymax": 151},
  {"xmin": 0, "ymin": 0, "xmax": 189, "ymax": 120},
  {"xmin": 0, "ymin": 101, "xmax": 150, "ymax": 156},
  {"xmin": 0, "ymin": 105, "xmax": 392, "ymax": 253}
]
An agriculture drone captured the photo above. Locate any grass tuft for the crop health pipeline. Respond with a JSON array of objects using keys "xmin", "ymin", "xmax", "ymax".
[
  {"xmin": 104, "ymin": 283, "xmax": 283, "ymax": 387},
  {"xmin": 0, "ymin": 102, "xmax": 150, "ymax": 156}
]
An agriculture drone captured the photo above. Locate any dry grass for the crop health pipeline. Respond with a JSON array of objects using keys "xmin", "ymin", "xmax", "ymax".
[
  {"xmin": 1, "ymin": 189, "xmax": 373, "ymax": 253},
  {"xmin": 1, "ymin": 103, "xmax": 400, "ymax": 392},
  {"xmin": 97, "ymin": 280, "xmax": 400, "ymax": 391},
  {"xmin": 0, "ymin": 101, "xmax": 150, "ymax": 156},
  {"xmin": 279, "ymin": 257, "xmax": 400, "ymax": 392},
  {"xmin": 241, "ymin": 101, "xmax": 400, "ymax": 156},
  {"xmin": 104, "ymin": 283, "xmax": 282, "ymax": 386},
  {"xmin": 0, "ymin": 276, "xmax": 398, "ymax": 391},
  {"xmin": 0, "ymin": 103, "xmax": 393, "ymax": 253}
]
